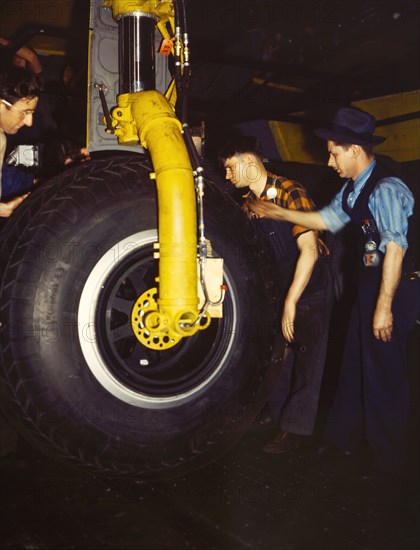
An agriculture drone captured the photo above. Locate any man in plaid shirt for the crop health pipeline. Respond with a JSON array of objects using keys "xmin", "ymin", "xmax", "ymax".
[{"xmin": 219, "ymin": 136, "xmax": 333, "ymax": 453}]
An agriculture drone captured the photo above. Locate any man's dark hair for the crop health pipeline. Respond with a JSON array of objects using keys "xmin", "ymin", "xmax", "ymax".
[
  {"xmin": 0, "ymin": 65, "xmax": 43, "ymax": 104},
  {"xmin": 218, "ymin": 135, "xmax": 263, "ymax": 165}
]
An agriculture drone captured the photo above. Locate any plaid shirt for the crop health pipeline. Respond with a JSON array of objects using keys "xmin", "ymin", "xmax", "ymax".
[{"xmin": 243, "ymin": 172, "xmax": 328, "ymax": 252}]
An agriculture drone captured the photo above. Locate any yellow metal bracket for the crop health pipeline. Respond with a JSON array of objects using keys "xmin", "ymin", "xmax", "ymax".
[
  {"xmin": 111, "ymin": 90, "xmax": 205, "ymax": 348},
  {"xmin": 104, "ymin": 0, "xmax": 218, "ymax": 350},
  {"xmin": 103, "ymin": 0, "xmax": 174, "ymax": 21}
]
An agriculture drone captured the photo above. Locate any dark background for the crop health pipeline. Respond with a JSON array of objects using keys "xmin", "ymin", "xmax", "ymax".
[{"xmin": 0, "ymin": 2, "xmax": 419, "ymax": 549}]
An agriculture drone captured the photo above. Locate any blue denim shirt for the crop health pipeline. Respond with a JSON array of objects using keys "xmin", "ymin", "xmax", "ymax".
[{"xmin": 319, "ymin": 160, "xmax": 414, "ymax": 252}]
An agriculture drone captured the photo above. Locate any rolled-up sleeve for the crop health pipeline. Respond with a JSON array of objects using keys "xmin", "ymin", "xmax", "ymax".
[
  {"xmin": 319, "ymin": 192, "xmax": 350, "ymax": 233},
  {"xmin": 370, "ymin": 179, "xmax": 414, "ymax": 252}
]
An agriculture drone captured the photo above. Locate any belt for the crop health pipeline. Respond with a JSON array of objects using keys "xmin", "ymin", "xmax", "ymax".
[{"xmin": 403, "ymin": 271, "xmax": 420, "ymax": 280}]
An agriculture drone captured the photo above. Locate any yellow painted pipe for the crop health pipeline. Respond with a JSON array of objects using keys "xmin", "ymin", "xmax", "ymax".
[
  {"xmin": 105, "ymin": 1, "xmax": 201, "ymax": 343},
  {"xmin": 116, "ymin": 91, "xmax": 199, "ymax": 336}
]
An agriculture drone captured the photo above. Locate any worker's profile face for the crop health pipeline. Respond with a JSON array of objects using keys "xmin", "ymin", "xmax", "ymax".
[
  {"xmin": 224, "ymin": 153, "xmax": 259, "ymax": 188},
  {"xmin": 327, "ymin": 141, "xmax": 356, "ymax": 180},
  {"xmin": 0, "ymin": 96, "xmax": 38, "ymax": 134}
]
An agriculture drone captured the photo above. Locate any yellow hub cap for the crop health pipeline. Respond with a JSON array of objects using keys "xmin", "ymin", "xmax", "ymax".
[{"xmin": 131, "ymin": 288, "xmax": 182, "ymax": 350}]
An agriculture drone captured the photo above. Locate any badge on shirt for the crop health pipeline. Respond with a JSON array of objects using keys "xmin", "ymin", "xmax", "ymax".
[
  {"xmin": 266, "ymin": 186, "xmax": 277, "ymax": 200},
  {"xmin": 361, "ymin": 218, "xmax": 377, "ymax": 235},
  {"xmin": 363, "ymin": 240, "xmax": 380, "ymax": 267}
]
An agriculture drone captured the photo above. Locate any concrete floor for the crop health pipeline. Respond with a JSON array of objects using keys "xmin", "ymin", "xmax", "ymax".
[
  {"xmin": 1, "ymin": 316, "xmax": 418, "ymax": 549},
  {"xmin": 0, "ymin": 421, "xmax": 418, "ymax": 550}
]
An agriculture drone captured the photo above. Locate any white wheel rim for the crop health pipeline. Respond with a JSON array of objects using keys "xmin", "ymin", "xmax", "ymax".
[{"xmin": 78, "ymin": 230, "xmax": 238, "ymax": 408}]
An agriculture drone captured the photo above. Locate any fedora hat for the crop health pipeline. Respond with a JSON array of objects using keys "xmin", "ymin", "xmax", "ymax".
[{"xmin": 314, "ymin": 107, "xmax": 385, "ymax": 145}]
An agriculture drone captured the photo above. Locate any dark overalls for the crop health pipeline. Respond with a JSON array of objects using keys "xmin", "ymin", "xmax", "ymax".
[
  {"xmin": 257, "ymin": 216, "xmax": 333, "ymax": 435},
  {"xmin": 324, "ymin": 163, "xmax": 419, "ymax": 472}
]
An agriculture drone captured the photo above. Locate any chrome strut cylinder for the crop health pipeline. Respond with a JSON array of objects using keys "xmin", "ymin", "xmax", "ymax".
[{"xmin": 117, "ymin": 12, "xmax": 157, "ymax": 93}]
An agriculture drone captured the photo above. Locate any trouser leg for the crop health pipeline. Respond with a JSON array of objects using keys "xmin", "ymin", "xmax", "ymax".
[
  {"xmin": 279, "ymin": 289, "xmax": 332, "ymax": 435},
  {"xmin": 362, "ymin": 280, "xmax": 418, "ymax": 472},
  {"xmin": 362, "ymin": 328, "xmax": 409, "ymax": 471},
  {"xmin": 323, "ymin": 302, "xmax": 364, "ymax": 452},
  {"xmin": 267, "ymin": 346, "xmax": 294, "ymax": 423}
]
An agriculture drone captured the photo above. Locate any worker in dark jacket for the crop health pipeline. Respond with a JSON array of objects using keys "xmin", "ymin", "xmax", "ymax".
[
  {"xmin": 249, "ymin": 107, "xmax": 419, "ymax": 475},
  {"xmin": 220, "ymin": 136, "xmax": 333, "ymax": 453}
]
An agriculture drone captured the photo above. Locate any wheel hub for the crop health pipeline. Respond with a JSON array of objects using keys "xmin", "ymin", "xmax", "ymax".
[
  {"xmin": 78, "ymin": 231, "xmax": 237, "ymax": 406},
  {"xmin": 131, "ymin": 287, "xmax": 182, "ymax": 350}
]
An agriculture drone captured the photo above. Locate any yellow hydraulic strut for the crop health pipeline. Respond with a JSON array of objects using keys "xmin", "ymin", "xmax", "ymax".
[{"xmin": 104, "ymin": 0, "xmax": 211, "ymax": 349}]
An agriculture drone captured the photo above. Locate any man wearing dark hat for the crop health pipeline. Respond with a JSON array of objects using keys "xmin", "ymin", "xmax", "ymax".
[{"xmin": 248, "ymin": 106, "xmax": 419, "ymax": 476}]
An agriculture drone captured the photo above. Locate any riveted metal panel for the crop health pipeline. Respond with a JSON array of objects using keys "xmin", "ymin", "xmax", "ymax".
[{"xmin": 87, "ymin": 0, "xmax": 171, "ymax": 153}]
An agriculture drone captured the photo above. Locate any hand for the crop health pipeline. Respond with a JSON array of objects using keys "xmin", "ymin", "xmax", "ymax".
[
  {"xmin": 64, "ymin": 147, "xmax": 91, "ymax": 166},
  {"xmin": 0, "ymin": 37, "xmax": 42, "ymax": 73},
  {"xmin": 281, "ymin": 300, "xmax": 296, "ymax": 342},
  {"xmin": 372, "ymin": 306, "xmax": 393, "ymax": 342},
  {"xmin": 0, "ymin": 193, "xmax": 30, "ymax": 218},
  {"xmin": 248, "ymin": 198, "xmax": 285, "ymax": 220}
]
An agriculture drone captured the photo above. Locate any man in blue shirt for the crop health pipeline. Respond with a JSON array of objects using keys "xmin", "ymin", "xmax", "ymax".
[
  {"xmin": 0, "ymin": 65, "xmax": 42, "ymax": 217},
  {"xmin": 249, "ymin": 107, "xmax": 419, "ymax": 475}
]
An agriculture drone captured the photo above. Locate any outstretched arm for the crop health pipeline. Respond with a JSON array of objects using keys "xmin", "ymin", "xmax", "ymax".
[
  {"xmin": 282, "ymin": 230, "xmax": 319, "ymax": 342},
  {"xmin": 0, "ymin": 194, "xmax": 30, "ymax": 217},
  {"xmin": 248, "ymin": 198, "xmax": 328, "ymax": 231},
  {"xmin": 373, "ymin": 240, "xmax": 404, "ymax": 342}
]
